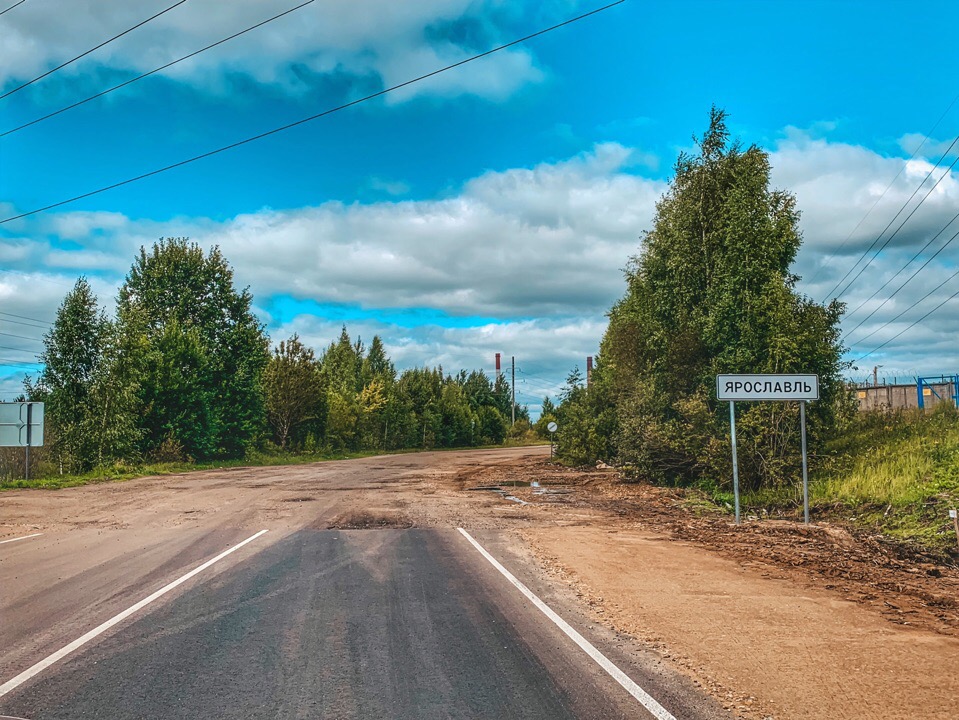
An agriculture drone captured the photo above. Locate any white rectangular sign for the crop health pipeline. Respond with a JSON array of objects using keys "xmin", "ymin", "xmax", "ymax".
[
  {"xmin": 0, "ymin": 402, "xmax": 44, "ymax": 447},
  {"xmin": 717, "ymin": 374, "xmax": 819, "ymax": 402}
]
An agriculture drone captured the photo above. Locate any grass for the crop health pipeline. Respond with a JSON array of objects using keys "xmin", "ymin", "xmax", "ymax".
[{"xmin": 738, "ymin": 405, "xmax": 959, "ymax": 555}]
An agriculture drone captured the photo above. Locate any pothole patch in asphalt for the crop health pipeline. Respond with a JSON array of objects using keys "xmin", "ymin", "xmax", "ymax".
[{"xmin": 327, "ymin": 511, "xmax": 414, "ymax": 530}]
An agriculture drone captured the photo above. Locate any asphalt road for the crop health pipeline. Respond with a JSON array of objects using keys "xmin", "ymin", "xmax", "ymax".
[{"xmin": 0, "ymin": 450, "xmax": 728, "ymax": 720}]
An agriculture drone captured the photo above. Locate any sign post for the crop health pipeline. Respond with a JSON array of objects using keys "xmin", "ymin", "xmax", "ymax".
[
  {"xmin": 950, "ymin": 509, "xmax": 959, "ymax": 551},
  {"xmin": 547, "ymin": 421, "xmax": 558, "ymax": 459},
  {"xmin": 729, "ymin": 401, "xmax": 740, "ymax": 524},
  {"xmin": 0, "ymin": 402, "xmax": 45, "ymax": 480},
  {"xmin": 716, "ymin": 375, "xmax": 819, "ymax": 525}
]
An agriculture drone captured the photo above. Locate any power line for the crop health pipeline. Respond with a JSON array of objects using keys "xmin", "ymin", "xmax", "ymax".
[
  {"xmin": 847, "ymin": 265, "xmax": 959, "ymax": 347},
  {"xmin": 0, "ymin": 0, "xmax": 189, "ymax": 101},
  {"xmin": 0, "ymin": 330, "xmax": 44, "ymax": 344},
  {"xmin": 0, "ymin": 359, "xmax": 42, "ymax": 369},
  {"xmin": 0, "ymin": 343, "xmax": 39, "ymax": 355},
  {"xmin": 516, "ymin": 368, "xmax": 562, "ymax": 386},
  {"xmin": 822, "ymin": 136, "xmax": 959, "ymax": 302},
  {"xmin": 0, "ymin": 316, "xmax": 51, "ymax": 331},
  {"xmin": 0, "ymin": 0, "xmax": 625, "ymax": 224},
  {"xmin": 842, "ymin": 218, "xmax": 959, "ymax": 340},
  {"xmin": 805, "ymin": 93, "xmax": 959, "ymax": 289},
  {"xmin": 0, "ymin": 310, "xmax": 52, "ymax": 326},
  {"xmin": 0, "ymin": 0, "xmax": 26, "ymax": 17},
  {"xmin": 854, "ymin": 279, "xmax": 959, "ymax": 362},
  {"xmin": 1, "ymin": 0, "xmax": 316, "ymax": 138}
]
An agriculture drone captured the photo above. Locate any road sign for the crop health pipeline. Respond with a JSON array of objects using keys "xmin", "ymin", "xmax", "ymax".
[
  {"xmin": 0, "ymin": 402, "xmax": 44, "ymax": 447},
  {"xmin": 717, "ymin": 374, "xmax": 819, "ymax": 401},
  {"xmin": 547, "ymin": 421, "xmax": 558, "ymax": 433},
  {"xmin": 717, "ymin": 375, "xmax": 817, "ymax": 526}
]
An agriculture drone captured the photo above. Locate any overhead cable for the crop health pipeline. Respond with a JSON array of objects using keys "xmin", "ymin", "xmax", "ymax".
[
  {"xmin": 854, "ymin": 279, "xmax": 959, "ymax": 362},
  {"xmin": 822, "ymin": 136, "xmax": 959, "ymax": 302},
  {"xmin": 0, "ymin": 315, "xmax": 52, "ymax": 331},
  {"xmin": 842, "ymin": 218, "xmax": 959, "ymax": 339},
  {"xmin": 0, "ymin": 330, "xmax": 44, "ymax": 344},
  {"xmin": 1, "ymin": 0, "xmax": 316, "ymax": 137},
  {"xmin": 0, "ymin": 0, "xmax": 625, "ymax": 223},
  {"xmin": 0, "ymin": 0, "xmax": 26, "ymax": 17},
  {"xmin": 806, "ymin": 93, "xmax": 959, "ymax": 289},
  {"xmin": 0, "ymin": 343, "xmax": 40, "ymax": 355},
  {"xmin": 0, "ymin": 0, "xmax": 189, "ymax": 100},
  {"xmin": 0, "ymin": 359, "xmax": 41, "ymax": 369}
]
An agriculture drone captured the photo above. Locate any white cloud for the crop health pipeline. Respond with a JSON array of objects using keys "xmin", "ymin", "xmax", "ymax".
[
  {"xmin": 0, "ymin": 0, "xmax": 558, "ymax": 102},
  {"xmin": 897, "ymin": 133, "xmax": 959, "ymax": 160}
]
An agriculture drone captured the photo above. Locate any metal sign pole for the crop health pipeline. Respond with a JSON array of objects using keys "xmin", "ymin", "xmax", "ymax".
[
  {"xmin": 729, "ymin": 401, "xmax": 740, "ymax": 525},
  {"xmin": 25, "ymin": 403, "xmax": 32, "ymax": 482},
  {"xmin": 800, "ymin": 400, "xmax": 809, "ymax": 525}
]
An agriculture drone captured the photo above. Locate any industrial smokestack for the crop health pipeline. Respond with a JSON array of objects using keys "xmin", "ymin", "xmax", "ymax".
[
  {"xmin": 495, "ymin": 352, "xmax": 501, "ymax": 377},
  {"xmin": 587, "ymin": 356, "xmax": 593, "ymax": 388}
]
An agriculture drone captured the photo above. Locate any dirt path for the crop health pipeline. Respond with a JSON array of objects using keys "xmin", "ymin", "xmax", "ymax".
[{"xmin": 3, "ymin": 446, "xmax": 958, "ymax": 719}]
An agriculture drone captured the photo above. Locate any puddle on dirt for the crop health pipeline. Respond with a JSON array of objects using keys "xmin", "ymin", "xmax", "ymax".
[{"xmin": 466, "ymin": 485, "xmax": 530, "ymax": 505}]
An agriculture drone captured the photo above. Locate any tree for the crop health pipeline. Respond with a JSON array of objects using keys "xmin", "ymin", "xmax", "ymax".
[
  {"xmin": 263, "ymin": 335, "xmax": 324, "ymax": 449},
  {"xmin": 593, "ymin": 107, "xmax": 846, "ymax": 488},
  {"xmin": 31, "ymin": 278, "xmax": 109, "ymax": 472},
  {"xmin": 117, "ymin": 238, "xmax": 270, "ymax": 459}
]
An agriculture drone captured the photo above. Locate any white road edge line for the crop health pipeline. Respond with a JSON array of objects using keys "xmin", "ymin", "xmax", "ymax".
[
  {"xmin": 457, "ymin": 527, "xmax": 677, "ymax": 720},
  {"xmin": 0, "ymin": 533, "xmax": 43, "ymax": 545},
  {"xmin": 0, "ymin": 529, "xmax": 269, "ymax": 699}
]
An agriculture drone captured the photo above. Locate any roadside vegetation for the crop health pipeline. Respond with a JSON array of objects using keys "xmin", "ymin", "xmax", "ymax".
[
  {"xmin": 5, "ymin": 238, "xmax": 547, "ymax": 489},
  {"xmin": 555, "ymin": 107, "xmax": 846, "ymax": 484},
  {"xmin": 734, "ymin": 406, "xmax": 959, "ymax": 554},
  {"xmin": 551, "ymin": 108, "xmax": 959, "ymax": 557}
]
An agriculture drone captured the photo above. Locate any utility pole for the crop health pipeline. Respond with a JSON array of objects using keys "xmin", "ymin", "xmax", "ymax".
[
  {"xmin": 511, "ymin": 356, "xmax": 516, "ymax": 425},
  {"xmin": 587, "ymin": 356, "xmax": 593, "ymax": 390}
]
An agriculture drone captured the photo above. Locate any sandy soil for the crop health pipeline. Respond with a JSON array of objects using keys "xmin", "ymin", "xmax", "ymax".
[{"xmin": 3, "ymin": 446, "xmax": 958, "ymax": 719}]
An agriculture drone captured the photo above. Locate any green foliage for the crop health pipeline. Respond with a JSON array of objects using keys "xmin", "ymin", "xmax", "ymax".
[
  {"xmin": 563, "ymin": 108, "xmax": 848, "ymax": 487},
  {"xmin": 24, "ymin": 245, "xmax": 524, "ymax": 482},
  {"xmin": 28, "ymin": 278, "xmax": 109, "ymax": 472},
  {"xmin": 555, "ymin": 367, "xmax": 608, "ymax": 465},
  {"xmin": 118, "ymin": 238, "xmax": 270, "ymax": 459},
  {"xmin": 724, "ymin": 406, "xmax": 959, "ymax": 554},
  {"xmin": 262, "ymin": 334, "xmax": 325, "ymax": 449}
]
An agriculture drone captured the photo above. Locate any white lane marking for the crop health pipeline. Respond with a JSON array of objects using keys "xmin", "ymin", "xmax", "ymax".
[
  {"xmin": 457, "ymin": 527, "xmax": 677, "ymax": 720},
  {"xmin": 0, "ymin": 529, "xmax": 269, "ymax": 699},
  {"xmin": 0, "ymin": 533, "xmax": 42, "ymax": 546}
]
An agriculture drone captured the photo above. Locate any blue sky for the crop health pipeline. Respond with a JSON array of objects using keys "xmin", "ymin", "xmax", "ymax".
[{"xmin": 3, "ymin": 0, "xmax": 959, "ymax": 411}]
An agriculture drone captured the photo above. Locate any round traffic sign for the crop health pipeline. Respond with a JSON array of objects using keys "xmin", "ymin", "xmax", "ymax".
[{"xmin": 547, "ymin": 421, "xmax": 558, "ymax": 433}]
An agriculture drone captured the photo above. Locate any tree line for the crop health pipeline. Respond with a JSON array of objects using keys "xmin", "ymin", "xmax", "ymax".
[{"xmin": 25, "ymin": 238, "xmax": 537, "ymax": 475}]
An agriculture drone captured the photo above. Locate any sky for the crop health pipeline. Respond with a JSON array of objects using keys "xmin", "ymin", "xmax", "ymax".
[{"xmin": 3, "ymin": 0, "xmax": 959, "ymax": 413}]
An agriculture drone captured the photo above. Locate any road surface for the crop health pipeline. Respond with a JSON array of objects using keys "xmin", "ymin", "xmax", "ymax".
[{"xmin": 0, "ymin": 448, "xmax": 727, "ymax": 719}]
